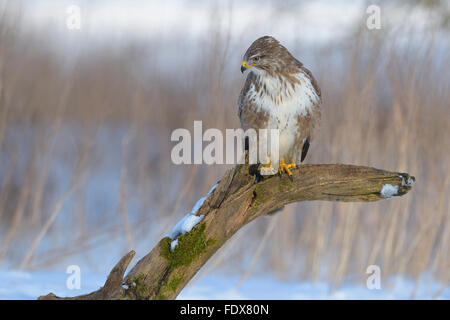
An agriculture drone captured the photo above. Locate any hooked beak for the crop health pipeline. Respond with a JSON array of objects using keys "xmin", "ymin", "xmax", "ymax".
[{"xmin": 241, "ymin": 61, "xmax": 252, "ymax": 73}]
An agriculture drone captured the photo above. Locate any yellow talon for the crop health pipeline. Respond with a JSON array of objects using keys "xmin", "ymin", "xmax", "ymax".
[{"xmin": 278, "ymin": 159, "xmax": 296, "ymax": 181}]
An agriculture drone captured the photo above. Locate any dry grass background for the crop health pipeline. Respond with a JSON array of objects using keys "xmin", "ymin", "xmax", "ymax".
[{"xmin": 0, "ymin": 1, "xmax": 449, "ymax": 296}]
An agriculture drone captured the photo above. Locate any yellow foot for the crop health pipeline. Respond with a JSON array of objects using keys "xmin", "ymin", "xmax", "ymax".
[{"xmin": 278, "ymin": 159, "xmax": 296, "ymax": 181}]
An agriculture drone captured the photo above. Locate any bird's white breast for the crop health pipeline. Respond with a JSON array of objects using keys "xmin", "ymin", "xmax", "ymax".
[{"xmin": 247, "ymin": 70, "xmax": 320, "ymax": 158}]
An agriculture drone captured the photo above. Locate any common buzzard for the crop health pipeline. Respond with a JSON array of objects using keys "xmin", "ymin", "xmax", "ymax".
[{"xmin": 239, "ymin": 36, "xmax": 321, "ymax": 180}]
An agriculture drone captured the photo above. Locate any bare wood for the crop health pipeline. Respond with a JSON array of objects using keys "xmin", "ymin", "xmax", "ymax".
[
  {"xmin": 38, "ymin": 250, "xmax": 136, "ymax": 300},
  {"xmin": 38, "ymin": 163, "xmax": 415, "ymax": 300}
]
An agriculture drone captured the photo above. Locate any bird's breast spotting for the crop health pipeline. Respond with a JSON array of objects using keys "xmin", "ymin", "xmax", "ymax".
[
  {"xmin": 240, "ymin": 69, "xmax": 321, "ymax": 164},
  {"xmin": 246, "ymin": 70, "xmax": 320, "ymax": 130}
]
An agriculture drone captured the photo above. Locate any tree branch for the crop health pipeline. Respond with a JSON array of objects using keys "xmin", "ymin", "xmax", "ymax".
[{"xmin": 38, "ymin": 163, "xmax": 415, "ymax": 300}]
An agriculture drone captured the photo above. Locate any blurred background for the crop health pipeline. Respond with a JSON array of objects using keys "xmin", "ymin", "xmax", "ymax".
[{"xmin": 0, "ymin": 0, "xmax": 449, "ymax": 299}]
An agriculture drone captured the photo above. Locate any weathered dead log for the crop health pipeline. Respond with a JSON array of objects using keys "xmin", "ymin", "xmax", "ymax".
[{"xmin": 38, "ymin": 163, "xmax": 415, "ymax": 300}]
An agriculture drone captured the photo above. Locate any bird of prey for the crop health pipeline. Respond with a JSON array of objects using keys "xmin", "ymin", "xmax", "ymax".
[{"xmin": 238, "ymin": 36, "xmax": 321, "ymax": 180}]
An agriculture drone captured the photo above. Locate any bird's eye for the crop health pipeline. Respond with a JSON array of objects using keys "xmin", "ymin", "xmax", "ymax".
[{"xmin": 254, "ymin": 56, "xmax": 260, "ymax": 62}]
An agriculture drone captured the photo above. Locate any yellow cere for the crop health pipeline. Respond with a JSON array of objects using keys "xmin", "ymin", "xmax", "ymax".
[{"xmin": 242, "ymin": 61, "xmax": 255, "ymax": 69}]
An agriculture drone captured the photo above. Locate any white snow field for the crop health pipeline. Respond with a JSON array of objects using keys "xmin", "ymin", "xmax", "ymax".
[{"xmin": 0, "ymin": 270, "xmax": 448, "ymax": 300}]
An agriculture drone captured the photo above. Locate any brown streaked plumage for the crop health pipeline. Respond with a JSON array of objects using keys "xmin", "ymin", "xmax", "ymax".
[{"xmin": 238, "ymin": 36, "xmax": 321, "ymax": 175}]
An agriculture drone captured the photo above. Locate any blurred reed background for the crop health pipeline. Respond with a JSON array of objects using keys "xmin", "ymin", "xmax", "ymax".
[{"xmin": 0, "ymin": 0, "xmax": 448, "ymax": 297}]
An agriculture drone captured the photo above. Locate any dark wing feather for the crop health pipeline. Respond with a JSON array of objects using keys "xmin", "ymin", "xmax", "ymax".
[{"xmin": 301, "ymin": 137, "xmax": 310, "ymax": 162}]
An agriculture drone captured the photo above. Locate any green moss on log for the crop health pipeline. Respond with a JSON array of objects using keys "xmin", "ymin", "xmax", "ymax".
[
  {"xmin": 123, "ymin": 273, "xmax": 150, "ymax": 300},
  {"xmin": 160, "ymin": 223, "xmax": 214, "ymax": 269},
  {"xmin": 155, "ymin": 223, "xmax": 217, "ymax": 298},
  {"xmin": 167, "ymin": 274, "xmax": 183, "ymax": 292}
]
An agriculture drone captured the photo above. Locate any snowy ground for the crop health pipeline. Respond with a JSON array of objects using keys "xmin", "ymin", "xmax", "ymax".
[{"xmin": 0, "ymin": 270, "xmax": 448, "ymax": 300}]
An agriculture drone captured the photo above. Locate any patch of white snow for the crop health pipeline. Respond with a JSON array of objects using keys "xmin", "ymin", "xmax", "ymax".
[
  {"xmin": 170, "ymin": 239, "xmax": 179, "ymax": 251},
  {"xmin": 381, "ymin": 184, "xmax": 399, "ymax": 198},
  {"xmin": 168, "ymin": 183, "xmax": 218, "ymax": 240}
]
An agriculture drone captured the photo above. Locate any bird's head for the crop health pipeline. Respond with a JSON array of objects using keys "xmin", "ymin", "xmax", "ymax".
[{"xmin": 241, "ymin": 36, "xmax": 295, "ymax": 75}]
